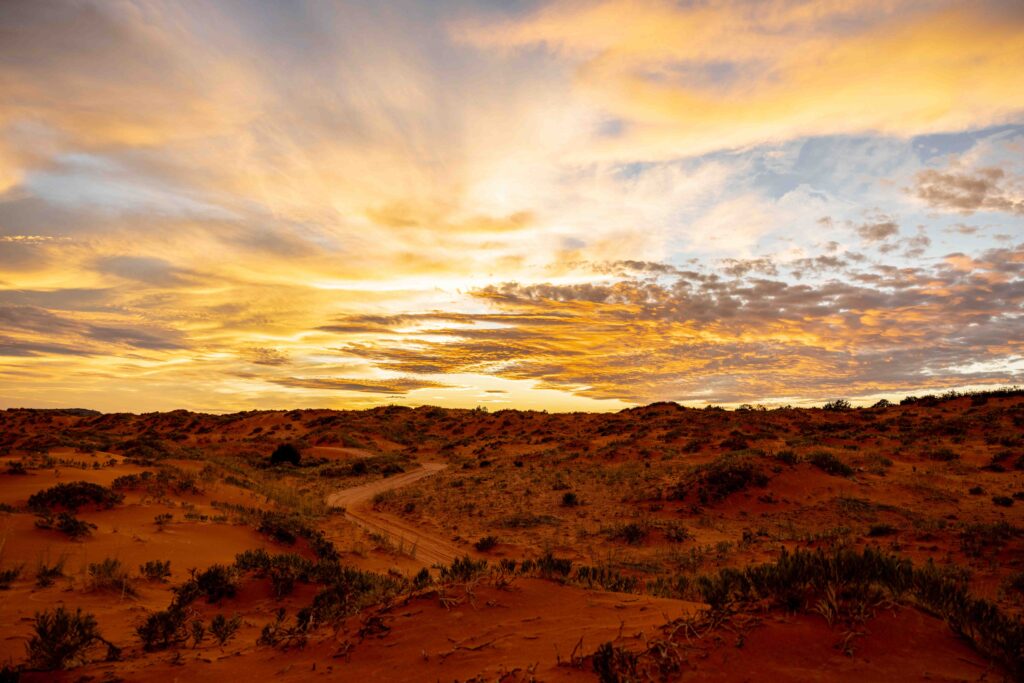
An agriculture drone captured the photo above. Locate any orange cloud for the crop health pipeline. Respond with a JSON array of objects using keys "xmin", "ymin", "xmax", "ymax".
[{"xmin": 455, "ymin": 1, "xmax": 1024, "ymax": 159}]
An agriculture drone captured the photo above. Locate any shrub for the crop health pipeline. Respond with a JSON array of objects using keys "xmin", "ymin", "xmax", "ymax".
[
  {"xmin": 993, "ymin": 495, "xmax": 1014, "ymax": 507},
  {"xmin": 693, "ymin": 546, "xmax": 1024, "ymax": 677},
  {"xmin": 608, "ymin": 522, "xmax": 648, "ymax": 545},
  {"xmin": 592, "ymin": 642, "xmax": 639, "ymax": 683},
  {"xmin": 774, "ymin": 450, "xmax": 799, "ymax": 466},
  {"xmin": 25, "ymin": 607, "xmax": 103, "ymax": 670},
  {"xmin": 34, "ymin": 512, "xmax": 96, "ymax": 540},
  {"xmin": 190, "ymin": 620, "xmax": 205, "ymax": 648},
  {"xmin": 136, "ymin": 607, "xmax": 188, "ymax": 650},
  {"xmin": 5, "ymin": 460, "xmax": 27, "ymax": 475},
  {"xmin": 867, "ymin": 524, "xmax": 897, "ymax": 537},
  {"xmin": 0, "ymin": 564, "xmax": 23, "ymax": 589},
  {"xmin": 27, "ymin": 482, "xmax": 123, "ymax": 513},
  {"xmin": 193, "ymin": 564, "xmax": 238, "ymax": 603},
  {"xmin": 270, "ymin": 444, "xmax": 301, "ymax": 466},
  {"xmin": 674, "ymin": 454, "xmax": 769, "ymax": 504},
  {"xmin": 153, "ymin": 513, "xmax": 173, "ymax": 530},
  {"xmin": 35, "ymin": 557, "xmax": 66, "ymax": 588},
  {"xmin": 87, "ymin": 558, "xmax": 136, "ymax": 596},
  {"xmin": 808, "ymin": 452, "xmax": 854, "ymax": 477},
  {"xmin": 924, "ymin": 447, "xmax": 959, "ymax": 462},
  {"xmin": 209, "ymin": 614, "xmax": 241, "ymax": 646},
  {"xmin": 437, "ymin": 556, "xmax": 488, "ymax": 583},
  {"xmin": 823, "ymin": 399, "xmax": 852, "ymax": 411},
  {"xmin": 663, "ymin": 522, "xmax": 692, "ymax": 543},
  {"xmin": 561, "ymin": 492, "xmax": 580, "ymax": 507},
  {"xmin": 535, "ymin": 551, "xmax": 573, "ymax": 578},
  {"xmin": 474, "ymin": 535, "xmax": 499, "ymax": 552},
  {"xmin": 140, "ymin": 560, "xmax": 172, "ymax": 582}
]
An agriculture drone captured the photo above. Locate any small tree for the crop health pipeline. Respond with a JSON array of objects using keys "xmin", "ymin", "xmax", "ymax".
[
  {"xmin": 26, "ymin": 607, "xmax": 102, "ymax": 670},
  {"xmin": 270, "ymin": 444, "xmax": 301, "ymax": 466},
  {"xmin": 210, "ymin": 614, "xmax": 241, "ymax": 646}
]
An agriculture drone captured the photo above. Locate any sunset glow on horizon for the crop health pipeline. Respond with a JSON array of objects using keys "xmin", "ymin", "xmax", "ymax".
[{"xmin": 1, "ymin": 0, "xmax": 1023, "ymax": 412}]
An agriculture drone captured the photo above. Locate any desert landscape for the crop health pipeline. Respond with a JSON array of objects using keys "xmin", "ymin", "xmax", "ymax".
[
  {"xmin": 0, "ymin": 390, "xmax": 1022, "ymax": 681},
  {"xmin": 3, "ymin": 1, "xmax": 1024, "ymax": 681}
]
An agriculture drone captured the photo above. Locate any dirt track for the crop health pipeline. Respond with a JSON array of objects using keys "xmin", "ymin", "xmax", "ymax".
[{"xmin": 326, "ymin": 463, "xmax": 464, "ymax": 567}]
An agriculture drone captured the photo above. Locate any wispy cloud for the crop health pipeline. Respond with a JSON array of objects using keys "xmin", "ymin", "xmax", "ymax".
[{"xmin": 0, "ymin": 2, "xmax": 1022, "ymax": 410}]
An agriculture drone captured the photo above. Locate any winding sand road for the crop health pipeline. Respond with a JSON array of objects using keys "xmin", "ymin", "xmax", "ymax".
[{"xmin": 326, "ymin": 463, "xmax": 464, "ymax": 567}]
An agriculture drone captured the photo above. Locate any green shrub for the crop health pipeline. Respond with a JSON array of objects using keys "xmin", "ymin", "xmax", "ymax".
[
  {"xmin": 27, "ymin": 482, "xmax": 122, "ymax": 513},
  {"xmin": 437, "ymin": 555, "xmax": 488, "ymax": 583},
  {"xmin": 209, "ymin": 614, "xmax": 241, "ymax": 645},
  {"xmin": 270, "ymin": 444, "xmax": 300, "ymax": 466},
  {"xmin": 86, "ymin": 558, "xmax": 136, "ymax": 596},
  {"xmin": 0, "ymin": 564, "xmax": 23, "ymax": 589},
  {"xmin": 34, "ymin": 512, "xmax": 96, "ymax": 540},
  {"xmin": 193, "ymin": 564, "xmax": 238, "ymax": 603},
  {"xmin": 592, "ymin": 642, "xmax": 639, "ymax": 683},
  {"xmin": 608, "ymin": 522, "xmax": 648, "ymax": 545},
  {"xmin": 924, "ymin": 447, "xmax": 959, "ymax": 462},
  {"xmin": 808, "ymin": 452, "xmax": 854, "ymax": 477},
  {"xmin": 35, "ymin": 557, "xmax": 66, "ymax": 588},
  {"xmin": 673, "ymin": 454, "xmax": 769, "ymax": 504},
  {"xmin": 136, "ymin": 607, "xmax": 188, "ymax": 650},
  {"xmin": 474, "ymin": 535, "xmax": 499, "ymax": 552},
  {"xmin": 25, "ymin": 607, "xmax": 103, "ymax": 669},
  {"xmin": 139, "ymin": 560, "xmax": 172, "ymax": 582}
]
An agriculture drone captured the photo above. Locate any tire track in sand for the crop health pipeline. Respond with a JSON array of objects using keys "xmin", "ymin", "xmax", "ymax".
[{"xmin": 326, "ymin": 463, "xmax": 462, "ymax": 567}]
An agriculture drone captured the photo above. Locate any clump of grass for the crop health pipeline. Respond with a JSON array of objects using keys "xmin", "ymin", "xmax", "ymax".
[
  {"xmin": 436, "ymin": 555, "xmax": 488, "ymax": 583},
  {"xmin": 497, "ymin": 512, "xmax": 560, "ymax": 528},
  {"xmin": 474, "ymin": 535, "xmax": 499, "ymax": 552},
  {"xmin": 693, "ymin": 546, "xmax": 1024, "ymax": 677},
  {"xmin": 139, "ymin": 560, "xmax": 172, "ymax": 582},
  {"xmin": 35, "ymin": 556, "xmax": 66, "ymax": 588},
  {"xmin": 606, "ymin": 522, "xmax": 649, "ymax": 545},
  {"xmin": 86, "ymin": 558, "xmax": 136, "ymax": 596},
  {"xmin": 808, "ymin": 451, "xmax": 854, "ymax": 477},
  {"xmin": 0, "ymin": 564, "xmax": 23, "ymax": 589}
]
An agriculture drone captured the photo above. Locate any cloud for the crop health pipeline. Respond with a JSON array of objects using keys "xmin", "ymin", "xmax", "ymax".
[
  {"xmin": 455, "ymin": 0, "xmax": 1024, "ymax": 161},
  {"xmin": 330, "ymin": 244, "xmax": 1024, "ymax": 403},
  {"xmin": 856, "ymin": 219, "xmax": 900, "ymax": 242},
  {"xmin": 272, "ymin": 376, "xmax": 448, "ymax": 394},
  {"xmin": 914, "ymin": 166, "xmax": 1024, "ymax": 214}
]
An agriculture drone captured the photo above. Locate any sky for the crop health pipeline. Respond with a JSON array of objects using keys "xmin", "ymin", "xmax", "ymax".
[{"xmin": 1, "ymin": 0, "xmax": 1023, "ymax": 413}]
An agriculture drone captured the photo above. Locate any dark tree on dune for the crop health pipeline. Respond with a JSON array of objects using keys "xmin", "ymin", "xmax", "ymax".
[{"xmin": 270, "ymin": 443, "xmax": 301, "ymax": 466}]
